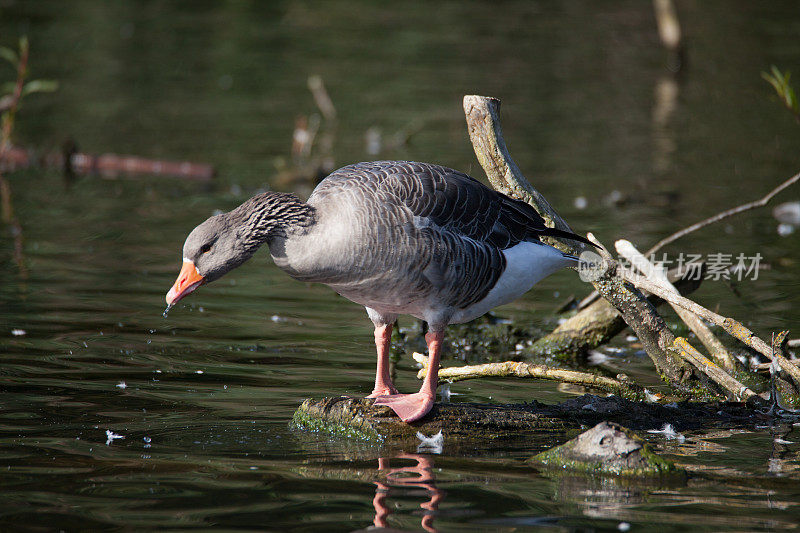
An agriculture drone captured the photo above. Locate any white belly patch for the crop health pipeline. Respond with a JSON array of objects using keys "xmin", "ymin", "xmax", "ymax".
[{"xmin": 449, "ymin": 241, "xmax": 575, "ymax": 324}]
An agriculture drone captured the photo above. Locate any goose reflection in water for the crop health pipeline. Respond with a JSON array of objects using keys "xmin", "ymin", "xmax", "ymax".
[{"xmin": 367, "ymin": 453, "xmax": 444, "ymax": 533}]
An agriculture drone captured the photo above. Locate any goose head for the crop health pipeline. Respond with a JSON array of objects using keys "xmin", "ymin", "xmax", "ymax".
[
  {"xmin": 165, "ymin": 212, "xmax": 253, "ymax": 305},
  {"xmin": 165, "ymin": 192, "xmax": 315, "ymax": 305}
]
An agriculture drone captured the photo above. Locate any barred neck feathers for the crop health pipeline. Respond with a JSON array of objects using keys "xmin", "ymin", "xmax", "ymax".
[
  {"xmin": 179, "ymin": 192, "xmax": 315, "ymax": 285},
  {"xmin": 234, "ymin": 192, "xmax": 316, "ymax": 248}
]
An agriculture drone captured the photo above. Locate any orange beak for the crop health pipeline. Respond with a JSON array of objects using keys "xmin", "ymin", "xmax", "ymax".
[{"xmin": 166, "ymin": 260, "xmax": 205, "ymax": 305}]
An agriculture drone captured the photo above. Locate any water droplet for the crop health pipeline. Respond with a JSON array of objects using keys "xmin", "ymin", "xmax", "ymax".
[{"xmin": 162, "ymin": 304, "xmax": 173, "ymax": 318}]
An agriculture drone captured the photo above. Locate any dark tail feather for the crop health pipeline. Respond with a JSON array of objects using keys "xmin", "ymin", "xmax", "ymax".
[{"xmin": 541, "ymin": 227, "xmax": 600, "ymax": 249}]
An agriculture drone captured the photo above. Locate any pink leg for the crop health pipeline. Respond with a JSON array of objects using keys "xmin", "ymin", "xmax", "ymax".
[
  {"xmin": 366, "ymin": 323, "xmax": 399, "ymax": 398},
  {"xmin": 373, "ymin": 330, "xmax": 442, "ymax": 422}
]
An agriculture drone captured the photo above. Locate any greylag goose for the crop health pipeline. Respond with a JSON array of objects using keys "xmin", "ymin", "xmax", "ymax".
[{"xmin": 165, "ymin": 161, "xmax": 592, "ymax": 423}]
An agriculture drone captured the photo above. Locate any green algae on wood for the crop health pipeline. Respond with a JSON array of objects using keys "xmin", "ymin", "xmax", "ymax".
[
  {"xmin": 291, "ymin": 396, "xmax": 571, "ymax": 445},
  {"xmin": 292, "ymin": 397, "xmax": 385, "ymax": 442},
  {"xmin": 293, "ymin": 394, "xmax": 765, "ymax": 449},
  {"xmin": 530, "ymin": 421, "xmax": 683, "ymax": 476}
]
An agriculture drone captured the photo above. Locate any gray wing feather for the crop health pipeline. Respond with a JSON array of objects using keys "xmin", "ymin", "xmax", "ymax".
[{"xmin": 310, "ymin": 161, "xmax": 554, "ymax": 310}]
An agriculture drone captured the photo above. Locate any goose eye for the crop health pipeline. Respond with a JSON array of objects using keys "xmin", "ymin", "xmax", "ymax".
[{"xmin": 200, "ymin": 243, "xmax": 212, "ymax": 254}]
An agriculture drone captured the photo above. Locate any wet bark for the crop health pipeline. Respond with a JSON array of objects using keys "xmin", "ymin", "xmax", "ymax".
[
  {"xmin": 527, "ymin": 265, "xmax": 704, "ymax": 360},
  {"xmin": 292, "ymin": 396, "xmax": 571, "ymax": 446},
  {"xmin": 463, "ymin": 95, "xmax": 696, "ymax": 386},
  {"xmin": 292, "ymin": 395, "xmax": 766, "ymax": 445}
]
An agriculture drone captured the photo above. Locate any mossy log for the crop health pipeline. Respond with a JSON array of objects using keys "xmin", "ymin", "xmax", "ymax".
[
  {"xmin": 292, "ymin": 395, "xmax": 765, "ymax": 446},
  {"xmin": 292, "ymin": 396, "xmax": 571, "ymax": 446}
]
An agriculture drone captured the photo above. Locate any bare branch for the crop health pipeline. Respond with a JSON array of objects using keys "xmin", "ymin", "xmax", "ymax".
[
  {"xmin": 624, "ymin": 271, "xmax": 800, "ymax": 388},
  {"xmin": 307, "ymin": 75, "xmax": 336, "ymax": 121},
  {"xmin": 413, "ymin": 353, "xmax": 646, "ymax": 401},
  {"xmin": 463, "ymin": 95, "xmax": 692, "ymax": 384},
  {"xmin": 462, "ymin": 95, "xmax": 584, "ymax": 254},
  {"xmin": 646, "ymin": 171, "xmax": 800, "ymax": 255},
  {"xmin": 616, "ymin": 239, "xmax": 737, "ymax": 372},
  {"xmin": 671, "ymin": 338, "xmax": 760, "ymax": 402}
]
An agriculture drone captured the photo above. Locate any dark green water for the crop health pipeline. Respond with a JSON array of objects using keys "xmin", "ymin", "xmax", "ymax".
[{"xmin": 2, "ymin": 1, "xmax": 800, "ymax": 530}]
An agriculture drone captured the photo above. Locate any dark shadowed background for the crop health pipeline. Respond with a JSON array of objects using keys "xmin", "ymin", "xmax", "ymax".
[{"xmin": 1, "ymin": 1, "xmax": 800, "ymax": 530}]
